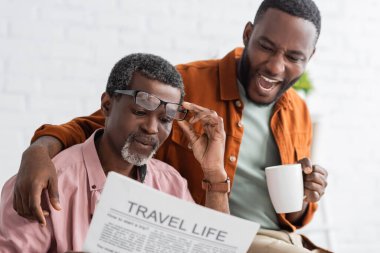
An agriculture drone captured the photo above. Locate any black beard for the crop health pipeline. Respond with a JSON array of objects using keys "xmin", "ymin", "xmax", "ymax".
[
  {"xmin": 273, "ymin": 76, "xmax": 302, "ymax": 104},
  {"xmin": 237, "ymin": 49, "xmax": 302, "ymax": 106},
  {"xmin": 237, "ymin": 49, "xmax": 250, "ymax": 92}
]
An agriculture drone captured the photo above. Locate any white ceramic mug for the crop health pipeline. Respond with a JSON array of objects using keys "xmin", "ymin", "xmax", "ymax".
[{"xmin": 265, "ymin": 164, "xmax": 304, "ymax": 213}]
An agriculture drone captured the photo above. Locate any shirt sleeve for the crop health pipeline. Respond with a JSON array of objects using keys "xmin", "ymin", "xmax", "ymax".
[
  {"xmin": 178, "ymin": 177, "xmax": 195, "ymax": 203},
  {"xmin": 278, "ymin": 91, "xmax": 317, "ymax": 231},
  {"xmin": 0, "ymin": 176, "xmax": 54, "ymax": 252},
  {"xmin": 278, "ymin": 202, "xmax": 318, "ymax": 231},
  {"xmin": 31, "ymin": 109, "xmax": 105, "ymax": 149}
]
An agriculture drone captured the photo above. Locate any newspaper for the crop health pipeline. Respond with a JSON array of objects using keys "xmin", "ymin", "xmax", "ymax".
[{"xmin": 83, "ymin": 172, "xmax": 260, "ymax": 253}]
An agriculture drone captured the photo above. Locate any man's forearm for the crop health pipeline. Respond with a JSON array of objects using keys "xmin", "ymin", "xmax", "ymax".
[
  {"xmin": 14, "ymin": 135, "xmax": 63, "ymax": 225},
  {"xmin": 28, "ymin": 136, "xmax": 64, "ymax": 158},
  {"xmin": 205, "ymin": 192, "xmax": 230, "ymax": 213}
]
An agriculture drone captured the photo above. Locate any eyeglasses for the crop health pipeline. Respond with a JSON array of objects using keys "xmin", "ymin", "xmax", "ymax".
[{"xmin": 114, "ymin": 89, "xmax": 188, "ymax": 121}]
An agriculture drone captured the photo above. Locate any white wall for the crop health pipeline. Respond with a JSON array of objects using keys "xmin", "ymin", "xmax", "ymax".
[
  {"xmin": 0, "ymin": 0, "xmax": 379, "ymax": 252},
  {"xmin": 305, "ymin": 1, "xmax": 380, "ymax": 252}
]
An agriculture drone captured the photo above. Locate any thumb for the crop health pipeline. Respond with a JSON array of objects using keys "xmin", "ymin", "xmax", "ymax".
[
  {"xmin": 298, "ymin": 157, "xmax": 313, "ymax": 174},
  {"xmin": 47, "ymin": 177, "xmax": 61, "ymax": 211}
]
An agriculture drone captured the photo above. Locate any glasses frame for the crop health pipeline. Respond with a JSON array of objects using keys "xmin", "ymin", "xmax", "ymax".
[{"xmin": 114, "ymin": 89, "xmax": 188, "ymax": 121}]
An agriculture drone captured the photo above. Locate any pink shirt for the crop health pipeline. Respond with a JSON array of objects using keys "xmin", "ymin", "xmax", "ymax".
[{"xmin": 0, "ymin": 131, "xmax": 194, "ymax": 253}]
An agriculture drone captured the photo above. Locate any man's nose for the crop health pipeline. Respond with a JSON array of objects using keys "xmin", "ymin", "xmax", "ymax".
[
  {"xmin": 141, "ymin": 115, "xmax": 159, "ymax": 134},
  {"xmin": 265, "ymin": 53, "xmax": 285, "ymax": 76}
]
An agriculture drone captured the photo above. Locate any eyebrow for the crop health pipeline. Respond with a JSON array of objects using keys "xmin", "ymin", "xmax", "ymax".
[{"xmin": 259, "ymin": 36, "xmax": 307, "ymax": 59}]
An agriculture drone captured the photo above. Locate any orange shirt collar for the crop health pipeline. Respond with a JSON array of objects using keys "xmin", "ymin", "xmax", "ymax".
[{"xmin": 219, "ymin": 48, "xmax": 243, "ymax": 101}]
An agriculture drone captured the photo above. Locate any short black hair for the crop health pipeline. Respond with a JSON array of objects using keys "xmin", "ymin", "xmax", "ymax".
[
  {"xmin": 106, "ymin": 53, "xmax": 184, "ymax": 102},
  {"xmin": 254, "ymin": 0, "xmax": 321, "ymax": 42}
]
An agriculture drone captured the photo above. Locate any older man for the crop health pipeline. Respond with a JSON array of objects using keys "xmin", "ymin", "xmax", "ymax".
[{"xmin": 0, "ymin": 53, "xmax": 228, "ymax": 252}]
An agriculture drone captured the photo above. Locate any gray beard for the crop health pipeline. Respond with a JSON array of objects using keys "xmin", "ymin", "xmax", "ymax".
[{"xmin": 121, "ymin": 135, "xmax": 157, "ymax": 166}]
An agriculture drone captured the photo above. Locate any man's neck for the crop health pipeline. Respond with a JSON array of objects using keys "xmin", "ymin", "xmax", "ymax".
[{"xmin": 94, "ymin": 130, "xmax": 135, "ymax": 178}]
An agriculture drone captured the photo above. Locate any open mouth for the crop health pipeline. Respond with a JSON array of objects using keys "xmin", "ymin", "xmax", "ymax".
[{"xmin": 257, "ymin": 74, "xmax": 282, "ymax": 92}]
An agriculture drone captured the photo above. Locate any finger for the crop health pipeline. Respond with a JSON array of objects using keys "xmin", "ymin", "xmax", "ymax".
[
  {"xmin": 30, "ymin": 184, "xmax": 47, "ymax": 226},
  {"xmin": 177, "ymin": 120, "xmax": 200, "ymax": 146},
  {"xmin": 13, "ymin": 186, "xmax": 20, "ymax": 214},
  {"xmin": 30, "ymin": 201, "xmax": 47, "ymax": 226},
  {"xmin": 13, "ymin": 189, "xmax": 22, "ymax": 216},
  {"xmin": 311, "ymin": 164, "xmax": 328, "ymax": 177},
  {"xmin": 181, "ymin": 102, "xmax": 221, "ymax": 128},
  {"xmin": 192, "ymin": 115, "xmax": 219, "ymax": 129},
  {"xmin": 182, "ymin": 102, "xmax": 210, "ymax": 113},
  {"xmin": 12, "ymin": 184, "xmax": 18, "ymax": 211},
  {"xmin": 304, "ymin": 180, "xmax": 326, "ymax": 200},
  {"xmin": 203, "ymin": 116, "xmax": 225, "ymax": 137},
  {"xmin": 304, "ymin": 181, "xmax": 325, "ymax": 192},
  {"xmin": 189, "ymin": 110, "xmax": 218, "ymax": 124},
  {"xmin": 21, "ymin": 188, "xmax": 32, "ymax": 218},
  {"xmin": 47, "ymin": 177, "xmax": 61, "ymax": 211},
  {"xmin": 182, "ymin": 102, "xmax": 221, "ymax": 123},
  {"xmin": 192, "ymin": 113, "xmax": 224, "ymax": 139},
  {"xmin": 14, "ymin": 189, "xmax": 28, "ymax": 217},
  {"xmin": 298, "ymin": 157, "xmax": 313, "ymax": 174},
  {"xmin": 304, "ymin": 189, "xmax": 321, "ymax": 203},
  {"xmin": 216, "ymin": 116, "xmax": 224, "ymax": 132},
  {"xmin": 23, "ymin": 210, "xmax": 49, "ymax": 221},
  {"xmin": 188, "ymin": 109, "xmax": 219, "ymax": 126},
  {"xmin": 304, "ymin": 172, "xmax": 328, "ymax": 188}
]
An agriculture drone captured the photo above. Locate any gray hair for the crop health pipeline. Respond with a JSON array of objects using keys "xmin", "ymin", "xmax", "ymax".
[{"xmin": 106, "ymin": 53, "xmax": 184, "ymax": 102}]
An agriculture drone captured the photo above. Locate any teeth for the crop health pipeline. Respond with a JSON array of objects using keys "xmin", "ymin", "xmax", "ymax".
[{"xmin": 261, "ymin": 75, "xmax": 279, "ymax": 83}]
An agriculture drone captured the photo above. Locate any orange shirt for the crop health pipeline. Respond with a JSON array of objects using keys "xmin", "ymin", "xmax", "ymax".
[{"xmin": 33, "ymin": 48, "xmax": 317, "ymax": 231}]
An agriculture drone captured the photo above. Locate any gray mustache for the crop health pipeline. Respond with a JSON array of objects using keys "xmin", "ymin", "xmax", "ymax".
[{"xmin": 131, "ymin": 133, "xmax": 159, "ymax": 148}]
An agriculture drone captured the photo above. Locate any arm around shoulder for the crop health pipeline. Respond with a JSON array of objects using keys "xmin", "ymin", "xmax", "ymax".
[
  {"xmin": 31, "ymin": 109, "xmax": 105, "ymax": 148},
  {"xmin": 13, "ymin": 135, "xmax": 63, "ymax": 225},
  {"xmin": 13, "ymin": 110, "xmax": 105, "ymax": 224}
]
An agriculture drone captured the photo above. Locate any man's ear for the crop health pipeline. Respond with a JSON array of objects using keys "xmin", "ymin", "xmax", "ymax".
[
  {"xmin": 243, "ymin": 22, "xmax": 254, "ymax": 47},
  {"xmin": 101, "ymin": 92, "xmax": 112, "ymax": 117}
]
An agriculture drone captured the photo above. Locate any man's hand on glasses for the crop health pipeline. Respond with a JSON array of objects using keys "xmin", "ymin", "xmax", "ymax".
[{"xmin": 177, "ymin": 102, "xmax": 227, "ymax": 182}]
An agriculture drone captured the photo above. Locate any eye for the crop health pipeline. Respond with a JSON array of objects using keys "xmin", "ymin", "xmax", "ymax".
[
  {"xmin": 132, "ymin": 109, "xmax": 147, "ymax": 116},
  {"xmin": 286, "ymin": 54, "xmax": 304, "ymax": 63},
  {"xmin": 160, "ymin": 116, "xmax": 174, "ymax": 124},
  {"xmin": 259, "ymin": 42, "xmax": 273, "ymax": 52}
]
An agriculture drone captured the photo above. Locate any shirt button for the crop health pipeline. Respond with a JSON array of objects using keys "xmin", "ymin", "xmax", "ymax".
[
  {"xmin": 229, "ymin": 155, "xmax": 236, "ymax": 163},
  {"xmin": 92, "ymin": 185, "xmax": 96, "ymax": 189},
  {"xmin": 235, "ymin": 100, "xmax": 242, "ymax": 108},
  {"xmin": 237, "ymin": 121, "xmax": 243, "ymax": 128}
]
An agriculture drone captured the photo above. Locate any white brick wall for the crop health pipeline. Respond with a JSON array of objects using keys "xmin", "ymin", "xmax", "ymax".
[{"xmin": 1, "ymin": 0, "xmax": 379, "ymax": 252}]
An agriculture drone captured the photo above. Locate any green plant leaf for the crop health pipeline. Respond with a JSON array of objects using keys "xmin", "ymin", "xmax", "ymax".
[{"xmin": 293, "ymin": 71, "xmax": 313, "ymax": 94}]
